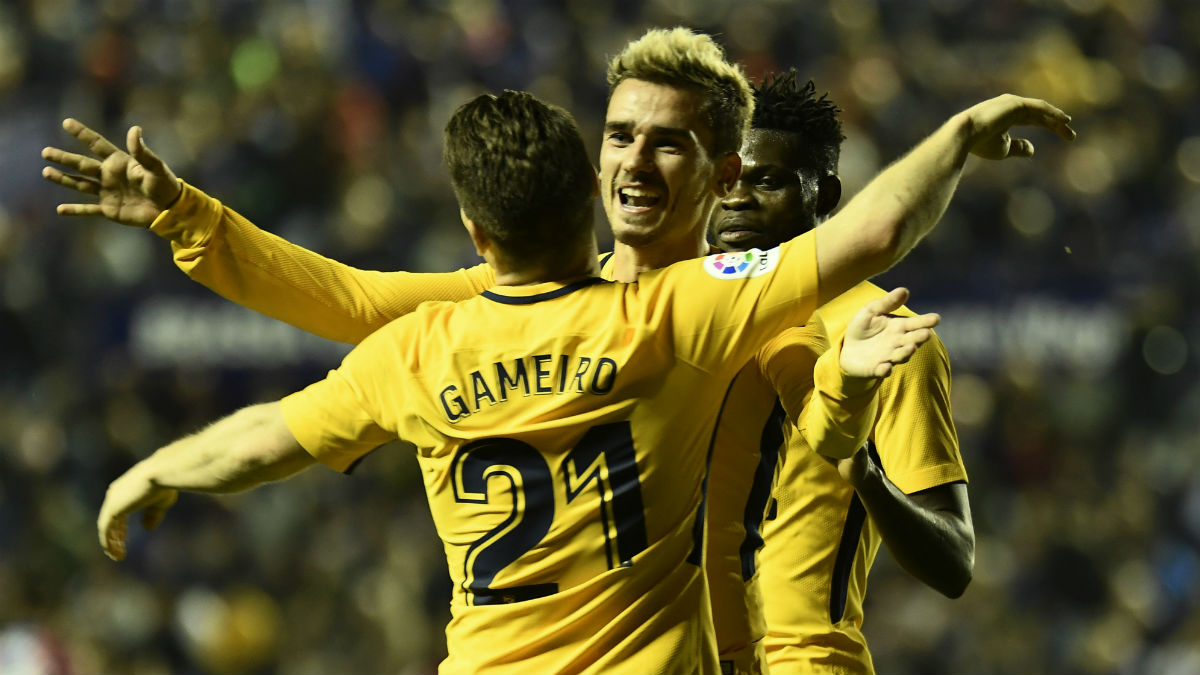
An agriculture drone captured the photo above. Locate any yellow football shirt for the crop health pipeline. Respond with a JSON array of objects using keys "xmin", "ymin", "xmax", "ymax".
[
  {"xmin": 759, "ymin": 281, "xmax": 968, "ymax": 675},
  {"xmin": 151, "ymin": 184, "xmax": 877, "ymax": 672},
  {"xmin": 273, "ymin": 234, "xmax": 822, "ymax": 673}
]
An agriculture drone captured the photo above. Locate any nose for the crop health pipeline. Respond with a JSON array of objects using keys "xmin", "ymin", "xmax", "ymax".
[
  {"xmin": 721, "ymin": 181, "xmax": 755, "ymax": 210},
  {"xmin": 620, "ymin": 136, "xmax": 654, "ymax": 175}
]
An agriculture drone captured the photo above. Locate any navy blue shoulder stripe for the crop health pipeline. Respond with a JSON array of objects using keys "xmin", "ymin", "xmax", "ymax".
[
  {"xmin": 482, "ymin": 277, "xmax": 606, "ymax": 305},
  {"xmin": 599, "ymin": 251, "xmax": 615, "ymax": 268}
]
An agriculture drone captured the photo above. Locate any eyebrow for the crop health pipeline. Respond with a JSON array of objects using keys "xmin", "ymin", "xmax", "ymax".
[{"xmin": 604, "ymin": 121, "xmax": 695, "ymax": 142}]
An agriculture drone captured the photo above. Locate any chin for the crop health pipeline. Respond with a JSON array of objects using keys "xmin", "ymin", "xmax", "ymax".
[
  {"xmin": 612, "ymin": 222, "xmax": 662, "ymax": 248},
  {"xmin": 718, "ymin": 234, "xmax": 772, "ymax": 253}
]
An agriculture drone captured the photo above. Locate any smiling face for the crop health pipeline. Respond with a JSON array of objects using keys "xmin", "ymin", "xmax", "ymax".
[
  {"xmin": 599, "ymin": 79, "xmax": 729, "ymax": 251},
  {"xmin": 709, "ymin": 128, "xmax": 823, "ymax": 252}
]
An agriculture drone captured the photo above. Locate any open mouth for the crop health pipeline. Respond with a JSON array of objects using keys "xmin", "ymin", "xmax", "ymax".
[{"xmin": 618, "ymin": 186, "xmax": 662, "ymax": 210}]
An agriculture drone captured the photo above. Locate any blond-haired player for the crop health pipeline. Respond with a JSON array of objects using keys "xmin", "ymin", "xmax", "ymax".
[{"xmin": 48, "ymin": 29, "xmax": 1074, "ymax": 674}]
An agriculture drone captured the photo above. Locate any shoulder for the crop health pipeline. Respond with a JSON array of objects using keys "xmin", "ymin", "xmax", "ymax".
[{"xmin": 879, "ymin": 328, "xmax": 951, "ymax": 400}]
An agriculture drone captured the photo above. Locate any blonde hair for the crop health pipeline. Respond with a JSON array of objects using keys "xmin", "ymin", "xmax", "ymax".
[{"xmin": 607, "ymin": 27, "xmax": 754, "ymax": 157}]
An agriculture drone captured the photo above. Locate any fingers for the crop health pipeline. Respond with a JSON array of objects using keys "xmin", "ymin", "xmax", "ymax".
[
  {"xmin": 127, "ymin": 125, "xmax": 166, "ymax": 173},
  {"xmin": 141, "ymin": 489, "xmax": 178, "ymax": 531},
  {"xmin": 900, "ymin": 311, "xmax": 941, "ymax": 331},
  {"xmin": 1008, "ymin": 138, "xmax": 1035, "ymax": 158},
  {"xmin": 42, "ymin": 146, "xmax": 102, "ymax": 175},
  {"xmin": 98, "ymin": 510, "xmax": 129, "ymax": 561},
  {"xmin": 864, "ymin": 287, "xmax": 910, "ymax": 317},
  {"xmin": 42, "ymin": 165, "xmax": 100, "ymax": 194},
  {"xmin": 63, "ymin": 118, "xmax": 121, "ymax": 158},
  {"xmin": 1024, "ymin": 100, "xmax": 1076, "ymax": 140},
  {"xmin": 56, "ymin": 203, "xmax": 104, "ymax": 217}
]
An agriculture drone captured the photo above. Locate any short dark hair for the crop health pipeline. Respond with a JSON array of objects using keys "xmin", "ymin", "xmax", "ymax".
[
  {"xmin": 752, "ymin": 70, "xmax": 845, "ymax": 174},
  {"xmin": 443, "ymin": 90, "xmax": 596, "ymax": 266}
]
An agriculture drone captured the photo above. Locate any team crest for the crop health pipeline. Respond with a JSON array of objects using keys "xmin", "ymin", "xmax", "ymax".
[{"xmin": 702, "ymin": 248, "xmax": 779, "ymax": 279}]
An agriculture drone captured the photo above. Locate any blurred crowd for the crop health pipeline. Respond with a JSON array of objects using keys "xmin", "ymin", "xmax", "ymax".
[{"xmin": 2, "ymin": 0, "xmax": 1199, "ymax": 673}]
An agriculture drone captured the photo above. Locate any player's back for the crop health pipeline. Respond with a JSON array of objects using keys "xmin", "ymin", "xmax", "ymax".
[
  {"xmin": 413, "ymin": 278, "xmax": 728, "ymax": 673},
  {"xmin": 295, "ymin": 237, "xmax": 820, "ymax": 674}
]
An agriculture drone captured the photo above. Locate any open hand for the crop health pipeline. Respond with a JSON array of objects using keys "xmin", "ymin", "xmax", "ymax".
[
  {"xmin": 839, "ymin": 287, "xmax": 940, "ymax": 379},
  {"xmin": 42, "ymin": 118, "xmax": 181, "ymax": 227}
]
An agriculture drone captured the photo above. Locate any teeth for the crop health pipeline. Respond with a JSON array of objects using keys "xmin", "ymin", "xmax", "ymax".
[
  {"xmin": 619, "ymin": 187, "xmax": 661, "ymax": 208},
  {"xmin": 621, "ymin": 188, "xmax": 656, "ymax": 197}
]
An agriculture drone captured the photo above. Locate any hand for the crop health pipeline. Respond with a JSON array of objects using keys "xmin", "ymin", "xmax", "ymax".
[
  {"xmin": 961, "ymin": 94, "xmax": 1076, "ymax": 160},
  {"xmin": 42, "ymin": 118, "xmax": 182, "ymax": 227},
  {"xmin": 97, "ymin": 466, "xmax": 179, "ymax": 561},
  {"xmin": 835, "ymin": 445, "xmax": 872, "ymax": 487},
  {"xmin": 839, "ymin": 287, "xmax": 940, "ymax": 379}
]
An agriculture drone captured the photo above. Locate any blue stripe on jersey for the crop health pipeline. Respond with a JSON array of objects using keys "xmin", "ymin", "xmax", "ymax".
[
  {"xmin": 688, "ymin": 376, "xmax": 740, "ymax": 566},
  {"xmin": 598, "ymin": 251, "xmax": 615, "ymax": 269},
  {"xmin": 739, "ymin": 398, "xmax": 785, "ymax": 580},
  {"xmin": 828, "ymin": 440, "xmax": 880, "ymax": 622},
  {"xmin": 481, "ymin": 277, "xmax": 605, "ymax": 305}
]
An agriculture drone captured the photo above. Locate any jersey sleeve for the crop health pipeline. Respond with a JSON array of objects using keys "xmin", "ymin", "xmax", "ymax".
[
  {"xmin": 801, "ymin": 336, "xmax": 881, "ymax": 460},
  {"xmin": 645, "ymin": 232, "xmax": 820, "ymax": 372},
  {"xmin": 148, "ymin": 182, "xmax": 495, "ymax": 345},
  {"xmin": 278, "ymin": 325, "xmax": 408, "ymax": 471},
  {"xmin": 758, "ymin": 316, "xmax": 829, "ymax": 424},
  {"xmin": 872, "ymin": 332, "xmax": 967, "ymax": 493}
]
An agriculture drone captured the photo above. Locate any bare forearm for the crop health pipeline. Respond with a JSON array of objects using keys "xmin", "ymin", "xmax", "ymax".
[
  {"xmin": 841, "ymin": 115, "xmax": 971, "ymax": 272},
  {"xmin": 851, "ymin": 465, "xmax": 974, "ymax": 597},
  {"xmin": 133, "ymin": 402, "xmax": 314, "ymax": 493}
]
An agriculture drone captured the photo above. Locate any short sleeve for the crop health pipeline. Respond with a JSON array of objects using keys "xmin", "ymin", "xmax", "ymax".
[
  {"xmin": 281, "ymin": 371, "xmax": 394, "ymax": 472},
  {"xmin": 873, "ymin": 333, "xmax": 967, "ymax": 493}
]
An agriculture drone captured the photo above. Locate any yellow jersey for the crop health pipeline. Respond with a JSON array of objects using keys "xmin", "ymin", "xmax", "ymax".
[
  {"xmin": 151, "ymin": 184, "xmax": 875, "ymax": 672},
  {"xmin": 759, "ymin": 281, "xmax": 968, "ymax": 675}
]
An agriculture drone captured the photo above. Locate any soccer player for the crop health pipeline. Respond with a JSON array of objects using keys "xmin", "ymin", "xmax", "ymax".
[
  {"xmin": 48, "ymin": 29, "xmax": 1073, "ymax": 673},
  {"xmin": 94, "ymin": 89, "xmax": 943, "ymax": 674},
  {"xmin": 709, "ymin": 71, "xmax": 973, "ymax": 674}
]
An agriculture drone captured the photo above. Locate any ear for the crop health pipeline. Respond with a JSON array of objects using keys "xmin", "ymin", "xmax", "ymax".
[
  {"xmin": 461, "ymin": 209, "xmax": 491, "ymax": 258},
  {"xmin": 713, "ymin": 152, "xmax": 742, "ymax": 198},
  {"xmin": 816, "ymin": 174, "xmax": 842, "ymax": 217}
]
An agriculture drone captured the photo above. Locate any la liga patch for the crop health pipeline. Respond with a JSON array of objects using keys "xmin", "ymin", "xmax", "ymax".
[{"xmin": 702, "ymin": 248, "xmax": 779, "ymax": 279}]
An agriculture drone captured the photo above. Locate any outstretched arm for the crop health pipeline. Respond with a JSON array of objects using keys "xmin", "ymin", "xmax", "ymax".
[
  {"xmin": 44, "ymin": 120, "xmax": 492, "ymax": 345},
  {"xmin": 814, "ymin": 94, "xmax": 1076, "ymax": 305},
  {"xmin": 97, "ymin": 402, "xmax": 315, "ymax": 561}
]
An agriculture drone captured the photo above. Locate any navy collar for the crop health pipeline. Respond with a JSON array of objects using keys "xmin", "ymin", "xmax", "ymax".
[{"xmin": 481, "ymin": 277, "xmax": 606, "ymax": 305}]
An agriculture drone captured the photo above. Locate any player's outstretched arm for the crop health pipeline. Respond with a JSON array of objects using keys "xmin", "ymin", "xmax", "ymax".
[
  {"xmin": 814, "ymin": 94, "xmax": 1076, "ymax": 305},
  {"xmin": 97, "ymin": 402, "xmax": 315, "ymax": 561},
  {"xmin": 44, "ymin": 120, "xmax": 492, "ymax": 345}
]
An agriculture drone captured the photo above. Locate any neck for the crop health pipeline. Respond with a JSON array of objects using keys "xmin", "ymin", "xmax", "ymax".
[
  {"xmin": 490, "ymin": 241, "xmax": 601, "ymax": 286},
  {"xmin": 608, "ymin": 236, "xmax": 712, "ymax": 283}
]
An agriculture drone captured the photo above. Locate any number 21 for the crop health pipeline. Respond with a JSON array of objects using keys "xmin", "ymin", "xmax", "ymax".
[{"xmin": 451, "ymin": 421, "xmax": 648, "ymax": 605}]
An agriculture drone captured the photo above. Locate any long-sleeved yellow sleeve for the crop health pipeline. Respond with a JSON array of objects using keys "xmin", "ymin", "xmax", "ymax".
[
  {"xmin": 799, "ymin": 336, "xmax": 880, "ymax": 459},
  {"xmin": 759, "ymin": 321, "xmax": 879, "ymax": 462},
  {"xmin": 148, "ymin": 182, "xmax": 494, "ymax": 345}
]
